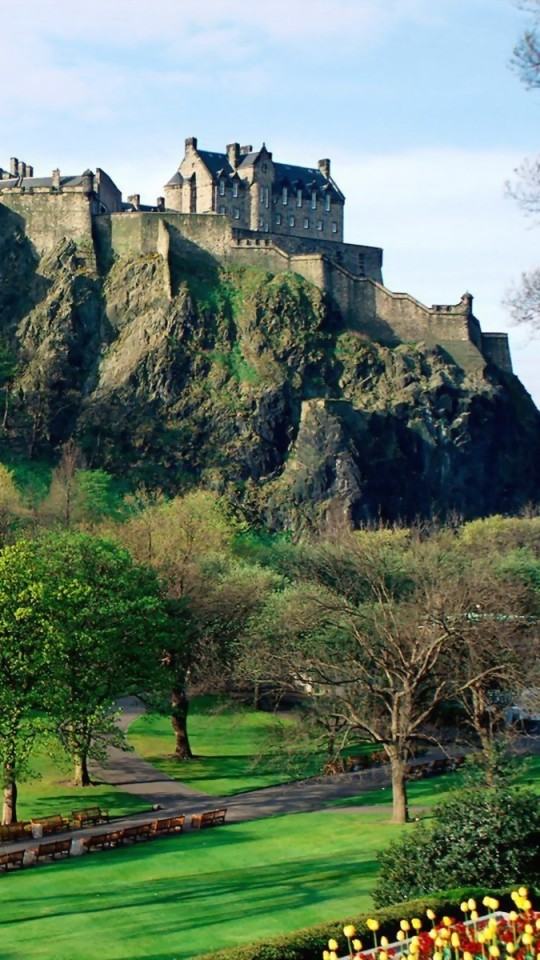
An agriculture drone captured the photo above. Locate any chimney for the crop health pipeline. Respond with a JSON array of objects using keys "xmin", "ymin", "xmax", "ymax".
[
  {"xmin": 52, "ymin": 168, "xmax": 61, "ymax": 189},
  {"xmin": 128, "ymin": 193, "xmax": 141, "ymax": 210},
  {"xmin": 26, "ymin": 165, "xmax": 34, "ymax": 178},
  {"xmin": 156, "ymin": 196, "xmax": 165, "ymax": 211},
  {"xmin": 185, "ymin": 136, "xmax": 198, "ymax": 152},
  {"xmin": 318, "ymin": 158, "xmax": 331, "ymax": 178},
  {"xmin": 10, "ymin": 158, "xmax": 18, "ymax": 177},
  {"xmin": 240, "ymin": 145, "xmax": 253, "ymax": 156},
  {"xmin": 227, "ymin": 142, "xmax": 240, "ymax": 169}
]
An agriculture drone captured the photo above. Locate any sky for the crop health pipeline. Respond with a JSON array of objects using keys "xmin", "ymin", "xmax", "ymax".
[{"xmin": 1, "ymin": 0, "xmax": 539, "ymax": 405}]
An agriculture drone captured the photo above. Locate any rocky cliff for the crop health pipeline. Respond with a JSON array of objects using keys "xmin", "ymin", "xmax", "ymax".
[{"xmin": 0, "ymin": 224, "xmax": 538, "ymax": 528}]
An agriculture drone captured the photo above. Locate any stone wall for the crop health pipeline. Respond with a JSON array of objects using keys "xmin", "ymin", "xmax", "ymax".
[
  {"xmin": 481, "ymin": 333, "xmax": 513, "ymax": 373},
  {"xmin": 232, "ymin": 229, "xmax": 383, "ymax": 280},
  {"xmin": 0, "ymin": 191, "xmax": 93, "ymax": 257}
]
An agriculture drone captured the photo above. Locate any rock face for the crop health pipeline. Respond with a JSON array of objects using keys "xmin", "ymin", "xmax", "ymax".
[{"xmin": 0, "ymin": 234, "xmax": 538, "ymax": 528}]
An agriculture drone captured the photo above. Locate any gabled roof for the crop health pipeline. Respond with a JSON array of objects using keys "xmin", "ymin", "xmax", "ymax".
[
  {"xmin": 165, "ymin": 171, "xmax": 183, "ymax": 187},
  {"xmin": 198, "ymin": 150, "xmax": 234, "ymax": 179}
]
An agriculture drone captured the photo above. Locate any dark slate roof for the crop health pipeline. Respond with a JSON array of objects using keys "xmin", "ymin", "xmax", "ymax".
[
  {"xmin": 273, "ymin": 163, "xmax": 345, "ymax": 200},
  {"xmin": 0, "ymin": 175, "xmax": 87, "ymax": 189},
  {"xmin": 165, "ymin": 171, "xmax": 183, "ymax": 187},
  {"xmin": 198, "ymin": 150, "xmax": 234, "ymax": 178}
]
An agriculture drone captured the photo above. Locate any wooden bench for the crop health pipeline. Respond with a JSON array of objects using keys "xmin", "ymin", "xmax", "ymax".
[
  {"xmin": 122, "ymin": 823, "xmax": 153, "ymax": 844},
  {"xmin": 0, "ymin": 822, "xmax": 30, "ymax": 843},
  {"xmin": 151, "ymin": 816, "xmax": 185, "ymax": 837},
  {"xmin": 32, "ymin": 839, "xmax": 72, "ymax": 862},
  {"xmin": 0, "ymin": 849, "xmax": 25, "ymax": 872},
  {"xmin": 83, "ymin": 830, "xmax": 125, "ymax": 853},
  {"xmin": 71, "ymin": 807, "xmax": 110, "ymax": 829},
  {"xmin": 191, "ymin": 809, "xmax": 227, "ymax": 830},
  {"xmin": 31, "ymin": 815, "xmax": 69, "ymax": 836}
]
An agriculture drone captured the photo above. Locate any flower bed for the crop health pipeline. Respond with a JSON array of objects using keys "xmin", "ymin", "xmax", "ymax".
[{"xmin": 325, "ymin": 890, "xmax": 537, "ymax": 960}]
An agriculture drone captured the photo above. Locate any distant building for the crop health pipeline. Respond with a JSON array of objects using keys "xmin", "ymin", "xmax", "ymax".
[
  {"xmin": 164, "ymin": 138, "xmax": 345, "ymax": 242},
  {"xmin": 0, "ymin": 157, "xmax": 123, "ymax": 214}
]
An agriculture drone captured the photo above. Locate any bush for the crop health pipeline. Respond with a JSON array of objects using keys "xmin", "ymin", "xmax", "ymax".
[
  {"xmin": 196, "ymin": 889, "xmax": 508, "ymax": 960},
  {"xmin": 374, "ymin": 786, "xmax": 540, "ymax": 907}
]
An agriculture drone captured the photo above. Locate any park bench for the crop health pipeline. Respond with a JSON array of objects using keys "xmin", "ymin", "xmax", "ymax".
[
  {"xmin": 71, "ymin": 807, "xmax": 110, "ymax": 829},
  {"xmin": 32, "ymin": 839, "xmax": 72, "ymax": 863},
  {"xmin": 150, "ymin": 816, "xmax": 185, "ymax": 837},
  {"xmin": 0, "ymin": 822, "xmax": 30, "ymax": 843},
  {"xmin": 122, "ymin": 823, "xmax": 153, "ymax": 843},
  {"xmin": 191, "ymin": 809, "xmax": 227, "ymax": 830},
  {"xmin": 31, "ymin": 814, "xmax": 69, "ymax": 836},
  {"xmin": 0, "ymin": 849, "xmax": 25, "ymax": 872},
  {"xmin": 83, "ymin": 830, "xmax": 125, "ymax": 853}
]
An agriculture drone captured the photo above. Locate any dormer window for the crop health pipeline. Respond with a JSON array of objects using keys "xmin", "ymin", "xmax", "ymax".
[
  {"xmin": 282, "ymin": 186, "xmax": 288, "ymax": 205},
  {"xmin": 219, "ymin": 180, "xmax": 225, "ymax": 196},
  {"xmin": 297, "ymin": 189, "xmax": 302, "ymax": 207},
  {"xmin": 311, "ymin": 191, "xmax": 317, "ymax": 210}
]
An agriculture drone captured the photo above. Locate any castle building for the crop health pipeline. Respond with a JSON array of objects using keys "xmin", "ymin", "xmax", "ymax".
[
  {"xmin": 0, "ymin": 157, "xmax": 124, "ymax": 214},
  {"xmin": 164, "ymin": 138, "xmax": 345, "ymax": 242}
]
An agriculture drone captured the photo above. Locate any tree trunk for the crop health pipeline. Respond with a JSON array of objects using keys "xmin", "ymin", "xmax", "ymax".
[
  {"xmin": 388, "ymin": 750, "xmax": 409, "ymax": 823},
  {"xmin": 2, "ymin": 775, "xmax": 17, "ymax": 825},
  {"xmin": 73, "ymin": 753, "xmax": 91, "ymax": 787},
  {"xmin": 171, "ymin": 685, "xmax": 193, "ymax": 759}
]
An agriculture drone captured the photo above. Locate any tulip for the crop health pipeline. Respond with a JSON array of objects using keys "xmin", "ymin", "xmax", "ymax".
[
  {"xmin": 443, "ymin": 917, "xmax": 452, "ymax": 928},
  {"xmin": 523, "ymin": 900, "xmax": 532, "ymax": 912},
  {"xmin": 462, "ymin": 902, "xmax": 470, "ymax": 913},
  {"xmin": 323, "ymin": 952, "xmax": 330, "ymax": 960},
  {"xmin": 412, "ymin": 920, "xmax": 422, "ymax": 932},
  {"xmin": 427, "ymin": 909, "xmax": 436, "ymax": 922},
  {"xmin": 344, "ymin": 926, "xmax": 356, "ymax": 940},
  {"xmin": 471, "ymin": 911, "xmax": 479, "ymax": 921},
  {"xmin": 329, "ymin": 939, "xmax": 339, "ymax": 951},
  {"xmin": 330, "ymin": 953, "xmax": 338, "ymax": 960},
  {"xmin": 522, "ymin": 934, "xmax": 533, "ymax": 947},
  {"xmin": 519, "ymin": 887, "xmax": 528, "ymax": 898},
  {"xmin": 397, "ymin": 932, "xmax": 406, "ymax": 942},
  {"xmin": 381, "ymin": 937, "xmax": 389, "ymax": 948},
  {"xmin": 468, "ymin": 899, "xmax": 477, "ymax": 911},
  {"xmin": 367, "ymin": 920, "xmax": 380, "ymax": 933},
  {"xmin": 401, "ymin": 921, "xmax": 411, "ymax": 932},
  {"xmin": 489, "ymin": 948, "xmax": 500, "ymax": 958},
  {"xmin": 525, "ymin": 925, "xmax": 534, "ymax": 935},
  {"xmin": 506, "ymin": 946, "xmax": 516, "ymax": 955},
  {"xmin": 464, "ymin": 952, "xmax": 474, "ymax": 960},
  {"xmin": 451, "ymin": 933, "xmax": 461, "ymax": 948},
  {"xmin": 509, "ymin": 912, "xmax": 518, "ymax": 923},
  {"xmin": 434, "ymin": 953, "xmax": 443, "ymax": 960},
  {"xmin": 379, "ymin": 952, "xmax": 388, "ymax": 960},
  {"xmin": 491, "ymin": 899, "xmax": 500, "ymax": 911},
  {"xmin": 352, "ymin": 940, "xmax": 362, "ymax": 952},
  {"xmin": 429, "ymin": 930, "xmax": 438, "ymax": 941}
]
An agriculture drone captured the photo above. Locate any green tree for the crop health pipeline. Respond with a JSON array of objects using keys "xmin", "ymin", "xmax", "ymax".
[
  {"xmin": 0, "ymin": 541, "xmax": 56, "ymax": 823},
  {"xmin": 38, "ymin": 533, "xmax": 169, "ymax": 785}
]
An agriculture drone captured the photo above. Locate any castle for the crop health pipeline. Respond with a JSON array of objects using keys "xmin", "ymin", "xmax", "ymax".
[{"xmin": 0, "ymin": 142, "xmax": 513, "ymax": 375}]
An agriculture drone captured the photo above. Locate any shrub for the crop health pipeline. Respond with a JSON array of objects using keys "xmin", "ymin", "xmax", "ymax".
[{"xmin": 373, "ymin": 786, "xmax": 540, "ymax": 907}]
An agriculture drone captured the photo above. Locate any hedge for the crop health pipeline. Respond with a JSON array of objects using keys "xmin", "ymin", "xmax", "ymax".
[{"xmin": 197, "ymin": 888, "xmax": 524, "ymax": 960}]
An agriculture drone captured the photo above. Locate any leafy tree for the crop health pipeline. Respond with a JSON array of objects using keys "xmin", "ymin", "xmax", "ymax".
[
  {"xmin": 0, "ymin": 542, "xmax": 56, "ymax": 822},
  {"xmin": 374, "ymin": 785, "xmax": 540, "ymax": 906},
  {"xmin": 36, "ymin": 533, "xmax": 169, "ymax": 785}
]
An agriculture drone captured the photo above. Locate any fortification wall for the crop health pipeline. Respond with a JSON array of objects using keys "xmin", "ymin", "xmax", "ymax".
[
  {"xmin": 232, "ymin": 230, "xmax": 383, "ymax": 281},
  {"xmin": 0, "ymin": 191, "xmax": 93, "ymax": 256},
  {"xmin": 481, "ymin": 333, "xmax": 513, "ymax": 373},
  {"xmin": 97, "ymin": 211, "xmax": 234, "ymax": 262}
]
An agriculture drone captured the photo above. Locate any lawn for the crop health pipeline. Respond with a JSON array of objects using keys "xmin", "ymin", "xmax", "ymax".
[
  {"xmin": 0, "ymin": 809, "xmax": 403, "ymax": 960},
  {"xmin": 14, "ymin": 746, "xmax": 150, "ymax": 823},
  {"xmin": 128, "ymin": 696, "xmax": 362, "ymax": 795}
]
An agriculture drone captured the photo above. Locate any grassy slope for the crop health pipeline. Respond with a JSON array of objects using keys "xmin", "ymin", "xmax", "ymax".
[
  {"xmin": 128, "ymin": 697, "xmax": 328, "ymax": 795},
  {"xmin": 0, "ymin": 809, "xmax": 400, "ymax": 960}
]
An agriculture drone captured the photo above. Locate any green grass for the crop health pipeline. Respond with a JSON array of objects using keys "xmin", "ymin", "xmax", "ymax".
[
  {"xmin": 14, "ymin": 746, "xmax": 150, "ymax": 823},
  {"xmin": 128, "ymin": 697, "xmax": 325, "ymax": 795},
  {"xmin": 0, "ymin": 809, "xmax": 404, "ymax": 960}
]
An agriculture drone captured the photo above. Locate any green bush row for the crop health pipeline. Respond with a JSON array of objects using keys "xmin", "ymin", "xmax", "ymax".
[{"xmin": 197, "ymin": 889, "xmax": 521, "ymax": 960}]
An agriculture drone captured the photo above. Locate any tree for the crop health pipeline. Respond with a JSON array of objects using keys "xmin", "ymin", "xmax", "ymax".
[
  {"xmin": 39, "ymin": 442, "xmax": 123, "ymax": 529},
  {"xmin": 0, "ymin": 542, "xmax": 56, "ymax": 822},
  {"xmin": 512, "ymin": 1, "xmax": 540, "ymax": 89},
  {"xmin": 38, "ymin": 533, "xmax": 169, "ymax": 785}
]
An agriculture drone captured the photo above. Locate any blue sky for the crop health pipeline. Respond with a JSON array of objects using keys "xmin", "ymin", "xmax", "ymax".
[{"xmin": 2, "ymin": 0, "xmax": 539, "ymax": 403}]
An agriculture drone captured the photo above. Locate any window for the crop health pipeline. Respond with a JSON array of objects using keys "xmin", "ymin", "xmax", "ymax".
[
  {"xmin": 297, "ymin": 189, "xmax": 302, "ymax": 207},
  {"xmin": 262, "ymin": 186, "xmax": 269, "ymax": 208},
  {"xmin": 282, "ymin": 186, "xmax": 288, "ymax": 205},
  {"xmin": 233, "ymin": 181, "xmax": 238, "ymax": 197},
  {"xmin": 332, "ymin": 221, "xmax": 338, "ymax": 234},
  {"xmin": 234, "ymin": 208, "xmax": 240, "ymax": 219},
  {"xmin": 288, "ymin": 214, "xmax": 295, "ymax": 227},
  {"xmin": 219, "ymin": 205, "xmax": 226, "ymax": 215},
  {"xmin": 304, "ymin": 217, "xmax": 310, "ymax": 229},
  {"xmin": 311, "ymin": 191, "xmax": 317, "ymax": 210},
  {"xmin": 276, "ymin": 213, "xmax": 282, "ymax": 225},
  {"xmin": 219, "ymin": 180, "xmax": 225, "ymax": 196},
  {"xmin": 325, "ymin": 193, "xmax": 331, "ymax": 212},
  {"xmin": 317, "ymin": 220, "xmax": 323, "ymax": 231}
]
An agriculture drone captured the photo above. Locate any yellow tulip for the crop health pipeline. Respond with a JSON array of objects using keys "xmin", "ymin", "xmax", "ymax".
[
  {"xmin": 519, "ymin": 887, "xmax": 529, "ymax": 898},
  {"xmin": 367, "ymin": 920, "xmax": 380, "ymax": 933},
  {"xmin": 523, "ymin": 934, "xmax": 533, "ymax": 947},
  {"xmin": 483, "ymin": 897, "xmax": 492, "ymax": 907},
  {"xmin": 511, "ymin": 892, "xmax": 519, "ymax": 903},
  {"xmin": 409, "ymin": 940, "xmax": 419, "ymax": 955},
  {"xmin": 429, "ymin": 930, "xmax": 438, "ymax": 941},
  {"xmin": 506, "ymin": 946, "xmax": 516, "ymax": 955},
  {"xmin": 489, "ymin": 948, "xmax": 500, "ymax": 958},
  {"xmin": 427, "ymin": 909, "xmax": 436, "ymax": 921},
  {"xmin": 434, "ymin": 953, "xmax": 443, "ymax": 960},
  {"xmin": 440, "ymin": 929, "xmax": 450, "ymax": 941},
  {"xmin": 381, "ymin": 936, "xmax": 389, "ymax": 948},
  {"xmin": 509, "ymin": 912, "xmax": 518, "ymax": 923},
  {"xmin": 523, "ymin": 900, "xmax": 532, "ymax": 912},
  {"xmin": 536, "ymin": 919, "xmax": 540, "ymax": 932},
  {"xmin": 478, "ymin": 933, "xmax": 486, "ymax": 945},
  {"xmin": 379, "ymin": 952, "xmax": 388, "ymax": 960},
  {"xmin": 328, "ymin": 939, "xmax": 339, "ymax": 951},
  {"xmin": 401, "ymin": 921, "xmax": 411, "ymax": 932},
  {"xmin": 471, "ymin": 911, "xmax": 479, "ymax": 922},
  {"xmin": 525, "ymin": 924, "xmax": 534, "ymax": 935},
  {"xmin": 397, "ymin": 931, "xmax": 406, "ymax": 942},
  {"xmin": 464, "ymin": 952, "xmax": 474, "ymax": 960},
  {"xmin": 468, "ymin": 899, "xmax": 477, "ymax": 911},
  {"xmin": 443, "ymin": 917, "xmax": 452, "ymax": 928},
  {"xmin": 461, "ymin": 902, "xmax": 470, "ymax": 913},
  {"xmin": 491, "ymin": 899, "xmax": 500, "ymax": 911},
  {"xmin": 412, "ymin": 919, "xmax": 422, "ymax": 932},
  {"xmin": 352, "ymin": 940, "xmax": 362, "ymax": 952},
  {"xmin": 344, "ymin": 926, "xmax": 356, "ymax": 940},
  {"xmin": 451, "ymin": 933, "xmax": 461, "ymax": 948},
  {"xmin": 435, "ymin": 938, "xmax": 444, "ymax": 948},
  {"xmin": 323, "ymin": 952, "xmax": 330, "ymax": 960},
  {"xmin": 330, "ymin": 953, "xmax": 338, "ymax": 960}
]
